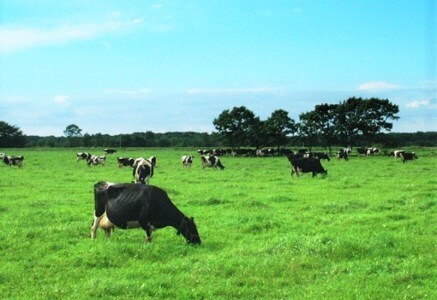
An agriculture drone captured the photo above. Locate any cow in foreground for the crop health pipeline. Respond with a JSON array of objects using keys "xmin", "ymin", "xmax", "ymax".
[
  {"xmin": 201, "ymin": 155, "xmax": 225, "ymax": 170},
  {"xmin": 288, "ymin": 156, "xmax": 327, "ymax": 177},
  {"xmin": 91, "ymin": 181, "xmax": 201, "ymax": 244}
]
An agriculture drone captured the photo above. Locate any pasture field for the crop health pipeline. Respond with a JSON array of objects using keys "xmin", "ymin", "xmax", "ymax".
[{"xmin": 0, "ymin": 148, "xmax": 436, "ymax": 299}]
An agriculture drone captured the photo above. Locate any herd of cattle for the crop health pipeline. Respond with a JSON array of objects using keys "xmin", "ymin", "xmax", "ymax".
[{"xmin": 1, "ymin": 146, "xmax": 419, "ymax": 245}]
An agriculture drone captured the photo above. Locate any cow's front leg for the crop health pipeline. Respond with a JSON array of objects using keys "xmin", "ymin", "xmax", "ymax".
[
  {"xmin": 91, "ymin": 212, "xmax": 103, "ymax": 239},
  {"xmin": 144, "ymin": 224, "xmax": 154, "ymax": 242}
]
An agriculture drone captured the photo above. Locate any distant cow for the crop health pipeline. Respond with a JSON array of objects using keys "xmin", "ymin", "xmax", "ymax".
[
  {"xmin": 307, "ymin": 152, "xmax": 330, "ymax": 161},
  {"xmin": 401, "ymin": 152, "xmax": 418, "ymax": 163},
  {"xmin": 357, "ymin": 147, "xmax": 380, "ymax": 156},
  {"xmin": 132, "ymin": 157, "xmax": 154, "ymax": 184},
  {"xmin": 201, "ymin": 155, "xmax": 225, "ymax": 170},
  {"xmin": 117, "ymin": 157, "xmax": 135, "ymax": 167},
  {"xmin": 393, "ymin": 150, "xmax": 405, "ymax": 159},
  {"xmin": 104, "ymin": 148, "xmax": 117, "ymax": 154},
  {"xmin": 77, "ymin": 152, "xmax": 91, "ymax": 162},
  {"xmin": 1, "ymin": 153, "xmax": 24, "ymax": 167},
  {"xmin": 181, "ymin": 155, "xmax": 194, "ymax": 167},
  {"xmin": 91, "ymin": 181, "xmax": 201, "ymax": 244},
  {"xmin": 366, "ymin": 147, "xmax": 380, "ymax": 156},
  {"xmin": 336, "ymin": 149, "xmax": 349, "ymax": 161},
  {"xmin": 87, "ymin": 155, "xmax": 106, "ymax": 166},
  {"xmin": 288, "ymin": 157, "xmax": 327, "ymax": 177}
]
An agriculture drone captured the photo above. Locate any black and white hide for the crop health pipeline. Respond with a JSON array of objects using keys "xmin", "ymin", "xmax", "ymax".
[{"xmin": 132, "ymin": 157, "xmax": 154, "ymax": 184}]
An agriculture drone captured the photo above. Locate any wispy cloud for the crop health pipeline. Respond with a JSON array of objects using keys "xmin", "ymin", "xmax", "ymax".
[
  {"xmin": 406, "ymin": 99, "xmax": 432, "ymax": 109},
  {"xmin": 0, "ymin": 19, "xmax": 142, "ymax": 53},
  {"xmin": 53, "ymin": 95, "xmax": 70, "ymax": 107},
  {"xmin": 187, "ymin": 87, "xmax": 281, "ymax": 95},
  {"xmin": 357, "ymin": 81, "xmax": 399, "ymax": 91}
]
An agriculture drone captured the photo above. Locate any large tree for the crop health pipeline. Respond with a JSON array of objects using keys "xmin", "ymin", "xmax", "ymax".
[
  {"xmin": 298, "ymin": 104, "xmax": 338, "ymax": 153},
  {"xmin": 264, "ymin": 109, "xmax": 297, "ymax": 149},
  {"xmin": 335, "ymin": 97, "xmax": 399, "ymax": 145},
  {"xmin": 64, "ymin": 124, "xmax": 83, "ymax": 147},
  {"xmin": 213, "ymin": 106, "xmax": 259, "ymax": 148},
  {"xmin": 0, "ymin": 121, "xmax": 25, "ymax": 147}
]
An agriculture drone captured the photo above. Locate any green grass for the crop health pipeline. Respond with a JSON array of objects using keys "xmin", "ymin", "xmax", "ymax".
[{"xmin": 0, "ymin": 148, "xmax": 436, "ymax": 299}]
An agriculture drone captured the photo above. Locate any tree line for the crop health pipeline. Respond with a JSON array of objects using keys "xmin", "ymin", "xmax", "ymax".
[{"xmin": 1, "ymin": 97, "xmax": 436, "ymax": 149}]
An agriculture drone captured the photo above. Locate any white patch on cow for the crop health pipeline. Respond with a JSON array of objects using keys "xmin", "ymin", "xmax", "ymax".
[{"xmin": 91, "ymin": 211, "xmax": 103, "ymax": 239}]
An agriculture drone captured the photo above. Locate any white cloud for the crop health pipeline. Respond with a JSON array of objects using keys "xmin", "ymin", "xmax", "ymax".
[
  {"xmin": 0, "ymin": 20, "xmax": 140, "ymax": 53},
  {"xmin": 357, "ymin": 81, "xmax": 399, "ymax": 91},
  {"xmin": 53, "ymin": 95, "xmax": 70, "ymax": 106},
  {"xmin": 406, "ymin": 99, "xmax": 431, "ymax": 109}
]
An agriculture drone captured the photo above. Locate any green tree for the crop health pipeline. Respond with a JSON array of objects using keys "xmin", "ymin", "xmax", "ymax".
[
  {"xmin": 335, "ymin": 97, "xmax": 399, "ymax": 145},
  {"xmin": 64, "ymin": 124, "xmax": 82, "ymax": 147},
  {"xmin": 213, "ymin": 106, "xmax": 259, "ymax": 148},
  {"xmin": 265, "ymin": 109, "xmax": 296, "ymax": 150},
  {"xmin": 0, "ymin": 121, "xmax": 26, "ymax": 147},
  {"xmin": 64, "ymin": 124, "xmax": 82, "ymax": 138}
]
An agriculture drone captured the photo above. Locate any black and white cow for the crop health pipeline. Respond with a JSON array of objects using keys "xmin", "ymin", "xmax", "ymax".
[
  {"xmin": 117, "ymin": 157, "xmax": 135, "ymax": 167},
  {"xmin": 366, "ymin": 147, "xmax": 380, "ymax": 156},
  {"xmin": 181, "ymin": 155, "xmax": 194, "ymax": 167},
  {"xmin": 393, "ymin": 150, "xmax": 405, "ymax": 159},
  {"xmin": 87, "ymin": 155, "xmax": 106, "ymax": 166},
  {"xmin": 288, "ymin": 156, "xmax": 327, "ymax": 177},
  {"xmin": 132, "ymin": 157, "xmax": 154, "ymax": 184},
  {"xmin": 77, "ymin": 152, "xmax": 92, "ymax": 162},
  {"xmin": 91, "ymin": 181, "xmax": 201, "ymax": 244},
  {"xmin": 1, "ymin": 153, "xmax": 24, "ymax": 167},
  {"xmin": 401, "ymin": 152, "xmax": 418, "ymax": 163},
  {"xmin": 336, "ymin": 149, "xmax": 349, "ymax": 161},
  {"xmin": 201, "ymin": 155, "xmax": 225, "ymax": 170}
]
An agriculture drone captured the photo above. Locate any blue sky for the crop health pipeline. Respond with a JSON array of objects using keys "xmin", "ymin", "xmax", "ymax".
[{"xmin": 1, "ymin": 0, "xmax": 436, "ymax": 136}]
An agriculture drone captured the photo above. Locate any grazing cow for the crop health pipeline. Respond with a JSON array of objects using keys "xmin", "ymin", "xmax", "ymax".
[
  {"xmin": 181, "ymin": 155, "xmax": 194, "ymax": 167},
  {"xmin": 104, "ymin": 148, "xmax": 117, "ymax": 154},
  {"xmin": 401, "ymin": 152, "xmax": 418, "ymax": 163},
  {"xmin": 1, "ymin": 153, "xmax": 24, "ymax": 167},
  {"xmin": 117, "ymin": 157, "xmax": 135, "ymax": 167},
  {"xmin": 288, "ymin": 157, "xmax": 327, "ymax": 177},
  {"xmin": 77, "ymin": 152, "xmax": 91, "ymax": 162},
  {"xmin": 366, "ymin": 147, "xmax": 380, "ymax": 156},
  {"xmin": 393, "ymin": 150, "xmax": 405, "ymax": 159},
  {"xmin": 132, "ymin": 157, "xmax": 154, "ymax": 184},
  {"xmin": 91, "ymin": 181, "xmax": 201, "ymax": 244},
  {"xmin": 201, "ymin": 155, "xmax": 225, "ymax": 170},
  {"xmin": 336, "ymin": 149, "xmax": 349, "ymax": 161},
  {"xmin": 87, "ymin": 155, "xmax": 106, "ymax": 166}
]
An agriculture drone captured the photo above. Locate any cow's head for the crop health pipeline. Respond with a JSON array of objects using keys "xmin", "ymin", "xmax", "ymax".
[{"xmin": 178, "ymin": 216, "xmax": 201, "ymax": 245}]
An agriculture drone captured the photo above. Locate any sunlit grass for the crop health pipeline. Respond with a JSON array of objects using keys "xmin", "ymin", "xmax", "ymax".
[{"xmin": 0, "ymin": 148, "xmax": 435, "ymax": 298}]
